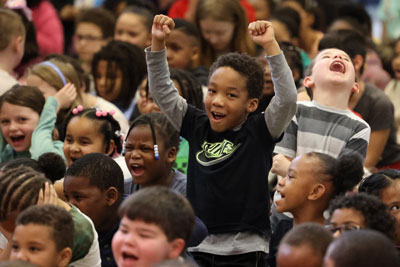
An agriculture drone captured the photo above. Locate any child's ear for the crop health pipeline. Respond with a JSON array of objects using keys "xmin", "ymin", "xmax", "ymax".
[
  {"xmin": 12, "ymin": 35, "xmax": 24, "ymax": 58},
  {"xmin": 166, "ymin": 146, "xmax": 177, "ymax": 164},
  {"xmin": 57, "ymin": 247, "xmax": 72, "ymax": 267},
  {"xmin": 105, "ymin": 187, "xmax": 119, "ymax": 206},
  {"xmin": 190, "ymin": 45, "xmax": 200, "ymax": 67},
  {"xmin": 352, "ymin": 54, "xmax": 364, "ymax": 75},
  {"xmin": 308, "ymin": 184, "xmax": 326, "ymax": 201},
  {"xmin": 246, "ymin": 98, "xmax": 259, "ymax": 113},
  {"xmin": 351, "ymin": 82, "xmax": 359, "ymax": 95},
  {"xmin": 106, "ymin": 139, "xmax": 116, "ymax": 156},
  {"xmin": 167, "ymin": 238, "xmax": 185, "ymax": 259},
  {"xmin": 303, "ymin": 76, "xmax": 314, "ymax": 89}
]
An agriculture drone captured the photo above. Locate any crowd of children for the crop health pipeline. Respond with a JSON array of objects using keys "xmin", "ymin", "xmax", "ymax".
[{"xmin": 1, "ymin": 0, "xmax": 400, "ymax": 266}]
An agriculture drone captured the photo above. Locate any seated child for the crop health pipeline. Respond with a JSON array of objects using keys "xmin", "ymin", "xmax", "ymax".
[
  {"xmin": 26, "ymin": 58, "xmax": 85, "ymax": 136},
  {"xmin": 324, "ymin": 230, "xmax": 400, "ymax": 267},
  {"xmin": 64, "ymin": 153, "xmax": 124, "ymax": 267},
  {"xmin": 0, "ymin": 166, "xmax": 101, "ymax": 266},
  {"xmin": 62, "ymin": 107, "xmax": 125, "ymax": 171},
  {"xmin": 112, "ymin": 186, "xmax": 195, "ymax": 266},
  {"xmin": 166, "ymin": 19, "xmax": 207, "ymax": 86},
  {"xmin": 92, "ymin": 40, "xmax": 147, "ymax": 121},
  {"xmin": 0, "ymin": 84, "xmax": 75, "ymax": 163},
  {"xmin": 114, "ymin": 5, "xmax": 153, "ymax": 49},
  {"xmin": 43, "ymin": 54, "xmax": 130, "ymax": 133},
  {"xmin": 73, "ymin": 8, "xmax": 115, "ymax": 74},
  {"xmin": 0, "ymin": 8, "xmax": 24, "ymax": 95},
  {"xmin": 276, "ymin": 223, "xmax": 333, "ymax": 267},
  {"xmin": 358, "ymin": 169, "xmax": 400, "ymax": 246},
  {"xmin": 148, "ymin": 15, "xmax": 297, "ymax": 265},
  {"xmin": 327, "ymin": 192, "xmax": 396, "ymax": 241},
  {"xmin": 123, "ymin": 113, "xmax": 186, "ymax": 196},
  {"xmin": 9, "ymin": 205, "xmax": 74, "ymax": 267},
  {"xmin": 269, "ymin": 152, "xmax": 363, "ymax": 267}
]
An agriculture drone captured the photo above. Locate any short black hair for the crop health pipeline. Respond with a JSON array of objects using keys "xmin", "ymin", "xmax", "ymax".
[
  {"xmin": 75, "ymin": 8, "xmax": 115, "ymax": 39},
  {"xmin": 92, "ymin": 40, "xmax": 147, "ymax": 110},
  {"xmin": 359, "ymin": 169, "xmax": 400, "ymax": 198},
  {"xmin": 209, "ymin": 53, "xmax": 264, "ymax": 99},
  {"xmin": 1, "ymin": 153, "xmax": 66, "ymax": 183},
  {"xmin": 119, "ymin": 186, "xmax": 195, "ymax": 243},
  {"xmin": 328, "ymin": 193, "xmax": 396, "ymax": 241},
  {"xmin": 173, "ymin": 19, "xmax": 200, "ymax": 43},
  {"xmin": 65, "ymin": 153, "xmax": 124, "ymax": 203},
  {"xmin": 270, "ymin": 7, "xmax": 301, "ymax": 39},
  {"xmin": 326, "ymin": 230, "xmax": 399, "ymax": 267},
  {"xmin": 280, "ymin": 222, "xmax": 333, "ymax": 257},
  {"xmin": 16, "ymin": 204, "xmax": 74, "ymax": 252}
]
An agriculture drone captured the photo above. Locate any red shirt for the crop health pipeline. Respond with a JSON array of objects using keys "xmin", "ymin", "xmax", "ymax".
[{"xmin": 168, "ymin": 0, "xmax": 256, "ymax": 23}]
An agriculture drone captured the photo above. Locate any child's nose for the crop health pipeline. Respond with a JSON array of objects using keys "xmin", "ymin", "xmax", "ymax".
[
  {"xmin": 211, "ymin": 94, "xmax": 224, "ymax": 107},
  {"xmin": 334, "ymin": 54, "xmax": 343, "ymax": 60},
  {"xmin": 9, "ymin": 121, "xmax": 18, "ymax": 131},
  {"xmin": 15, "ymin": 250, "xmax": 28, "ymax": 261},
  {"xmin": 278, "ymin": 175, "xmax": 287, "ymax": 187}
]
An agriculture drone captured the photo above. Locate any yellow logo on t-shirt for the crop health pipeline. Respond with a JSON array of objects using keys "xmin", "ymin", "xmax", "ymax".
[{"xmin": 196, "ymin": 139, "xmax": 240, "ymax": 166}]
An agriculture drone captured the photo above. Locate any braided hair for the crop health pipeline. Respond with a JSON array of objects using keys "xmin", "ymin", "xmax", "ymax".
[
  {"xmin": 126, "ymin": 113, "xmax": 180, "ymax": 154},
  {"xmin": 0, "ymin": 166, "xmax": 49, "ymax": 222},
  {"xmin": 62, "ymin": 108, "xmax": 123, "ymax": 155},
  {"xmin": 170, "ymin": 69, "xmax": 204, "ymax": 110},
  {"xmin": 92, "ymin": 40, "xmax": 147, "ymax": 110}
]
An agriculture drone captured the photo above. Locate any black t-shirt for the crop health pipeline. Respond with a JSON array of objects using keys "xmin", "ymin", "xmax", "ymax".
[
  {"xmin": 354, "ymin": 83, "xmax": 400, "ymax": 166},
  {"xmin": 181, "ymin": 105, "xmax": 278, "ymax": 235}
]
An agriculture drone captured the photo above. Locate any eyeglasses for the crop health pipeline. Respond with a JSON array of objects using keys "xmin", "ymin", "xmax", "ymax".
[
  {"xmin": 73, "ymin": 34, "xmax": 104, "ymax": 42},
  {"xmin": 325, "ymin": 223, "xmax": 361, "ymax": 234}
]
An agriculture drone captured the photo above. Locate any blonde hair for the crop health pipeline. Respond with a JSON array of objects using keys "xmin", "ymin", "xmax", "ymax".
[
  {"xmin": 195, "ymin": 0, "xmax": 255, "ymax": 68},
  {"xmin": 0, "ymin": 8, "xmax": 25, "ymax": 51},
  {"xmin": 29, "ymin": 59, "xmax": 85, "ymax": 126}
]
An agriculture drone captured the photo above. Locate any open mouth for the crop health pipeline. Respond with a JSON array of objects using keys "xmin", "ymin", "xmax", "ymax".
[
  {"xmin": 211, "ymin": 111, "xmax": 226, "ymax": 121},
  {"xmin": 130, "ymin": 164, "xmax": 145, "ymax": 176},
  {"xmin": 329, "ymin": 60, "xmax": 346, "ymax": 74},
  {"xmin": 10, "ymin": 135, "xmax": 25, "ymax": 145},
  {"xmin": 122, "ymin": 252, "xmax": 138, "ymax": 262}
]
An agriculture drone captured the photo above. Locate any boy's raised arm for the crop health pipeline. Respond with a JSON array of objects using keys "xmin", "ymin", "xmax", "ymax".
[
  {"xmin": 249, "ymin": 21, "xmax": 297, "ymax": 139},
  {"xmin": 146, "ymin": 15, "xmax": 188, "ymax": 131}
]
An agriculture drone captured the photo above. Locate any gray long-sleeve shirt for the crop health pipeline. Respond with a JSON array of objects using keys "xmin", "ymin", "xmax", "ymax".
[{"xmin": 145, "ymin": 47, "xmax": 297, "ymax": 138}]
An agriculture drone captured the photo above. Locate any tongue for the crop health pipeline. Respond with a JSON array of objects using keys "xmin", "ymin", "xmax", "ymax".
[
  {"xmin": 11, "ymin": 136, "xmax": 24, "ymax": 145},
  {"xmin": 330, "ymin": 63, "xmax": 344, "ymax": 73}
]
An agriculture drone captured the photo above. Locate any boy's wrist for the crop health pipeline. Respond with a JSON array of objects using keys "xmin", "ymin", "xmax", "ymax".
[
  {"xmin": 262, "ymin": 40, "xmax": 281, "ymax": 56},
  {"xmin": 151, "ymin": 39, "xmax": 166, "ymax": 51}
]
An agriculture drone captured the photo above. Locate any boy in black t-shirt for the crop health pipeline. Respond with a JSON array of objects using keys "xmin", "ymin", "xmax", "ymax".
[{"xmin": 147, "ymin": 14, "xmax": 297, "ymax": 266}]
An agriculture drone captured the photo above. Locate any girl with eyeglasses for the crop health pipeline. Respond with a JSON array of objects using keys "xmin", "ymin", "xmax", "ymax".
[{"xmin": 327, "ymin": 192, "xmax": 396, "ymax": 242}]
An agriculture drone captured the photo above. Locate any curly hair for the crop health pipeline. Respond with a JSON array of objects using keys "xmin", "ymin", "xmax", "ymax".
[
  {"xmin": 209, "ymin": 52, "xmax": 264, "ymax": 99},
  {"xmin": 328, "ymin": 193, "xmax": 397, "ymax": 241}
]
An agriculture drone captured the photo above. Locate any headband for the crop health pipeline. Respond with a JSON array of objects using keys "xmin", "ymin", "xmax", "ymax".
[{"xmin": 40, "ymin": 61, "xmax": 67, "ymax": 86}]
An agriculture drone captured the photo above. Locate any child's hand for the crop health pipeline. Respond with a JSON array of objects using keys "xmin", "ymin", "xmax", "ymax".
[
  {"xmin": 248, "ymin": 21, "xmax": 280, "ymax": 56},
  {"xmin": 151, "ymin": 14, "xmax": 175, "ymax": 51},
  {"xmin": 37, "ymin": 182, "xmax": 59, "ymax": 206},
  {"xmin": 271, "ymin": 154, "xmax": 291, "ymax": 177},
  {"xmin": 54, "ymin": 83, "xmax": 77, "ymax": 113}
]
